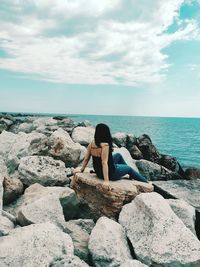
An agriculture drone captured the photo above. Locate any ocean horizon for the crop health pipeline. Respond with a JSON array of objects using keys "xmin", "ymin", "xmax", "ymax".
[{"xmin": 2, "ymin": 111, "xmax": 200, "ymax": 170}]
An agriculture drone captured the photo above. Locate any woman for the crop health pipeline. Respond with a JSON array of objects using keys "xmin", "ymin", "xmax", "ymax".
[{"xmin": 74, "ymin": 123, "xmax": 149, "ymax": 189}]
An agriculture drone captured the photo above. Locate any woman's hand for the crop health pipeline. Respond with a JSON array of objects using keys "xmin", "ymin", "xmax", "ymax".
[{"xmin": 102, "ymin": 180, "xmax": 110, "ymax": 190}]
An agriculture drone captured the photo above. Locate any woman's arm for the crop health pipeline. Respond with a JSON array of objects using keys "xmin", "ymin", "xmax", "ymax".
[
  {"xmin": 101, "ymin": 144, "xmax": 109, "ymax": 185},
  {"xmin": 80, "ymin": 143, "xmax": 92, "ymax": 172}
]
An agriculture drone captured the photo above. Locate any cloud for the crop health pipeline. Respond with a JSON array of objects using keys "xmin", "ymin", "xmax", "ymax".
[{"xmin": 0, "ymin": 0, "xmax": 200, "ymax": 85}]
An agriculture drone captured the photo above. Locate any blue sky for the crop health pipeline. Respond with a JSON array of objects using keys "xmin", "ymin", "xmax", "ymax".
[{"xmin": 0, "ymin": 0, "xmax": 200, "ymax": 117}]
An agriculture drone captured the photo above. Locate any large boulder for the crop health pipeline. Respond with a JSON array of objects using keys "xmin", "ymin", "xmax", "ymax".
[
  {"xmin": 49, "ymin": 255, "xmax": 90, "ymax": 267},
  {"xmin": 71, "ymin": 126, "xmax": 95, "ymax": 146},
  {"xmin": 89, "ymin": 216, "xmax": 132, "ymax": 267},
  {"xmin": 137, "ymin": 134, "xmax": 161, "ymax": 163},
  {"xmin": 136, "ymin": 159, "xmax": 181, "ymax": 181},
  {"xmin": 0, "ymin": 222, "xmax": 74, "ymax": 267},
  {"xmin": 72, "ymin": 171, "xmax": 153, "ymax": 220},
  {"xmin": 119, "ymin": 192, "xmax": 200, "ymax": 267},
  {"xmin": 167, "ymin": 199, "xmax": 196, "ymax": 236},
  {"xmin": 112, "ymin": 132, "xmax": 127, "ymax": 147},
  {"xmin": 3, "ymin": 175, "xmax": 24, "ymax": 205},
  {"xmin": 120, "ymin": 260, "xmax": 148, "ymax": 267},
  {"xmin": 0, "ymin": 214, "xmax": 15, "ymax": 236},
  {"xmin": 0, "ymin": 131, "xmax": 47, "ymax": 173},
  {"xmin": 64, "ymin": 219, "xmax": 95, "ymax": 262},
  {"xmin": 17, "ymin": 193, "xmax": 66, "ymax": 229},
  {"xmin": 18, "ymin": 156, "xmax": 68, "ymax": 186},
  {"xmin": 48, "ymin": 128, "xmax": 83, "ymax": 167}
]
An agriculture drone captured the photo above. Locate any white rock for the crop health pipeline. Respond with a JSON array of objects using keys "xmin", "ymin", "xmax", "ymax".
[
  {"xmin": 17, "ymin": 122, "xmax": 35, "ymax": 133},
  {"xmin": 18, "ymin": 156, "xmax": 68, "ymax": 186},
  {"xmin": 49, "ymin": 128, "xmax": 82, "ymax": 167},
  {"xmin": 17, "ymin": 194, "xmax": 66, "ymax": 229},
  {"xmin": 89, "ymin": 216, "xmax": 132, "ymax": 267},
  {"xmin": 71, "ymin": 126, "xmax": 95, "ymax": 146},
  {"xmin": 119, "ymin": 192, "xmax": 200, "ymax": 267},
  {"xmin": 120, "ymin": 259, "xmax": 148, "ymax": 267},
  {"xmin": 0, "ymin": 215, "xmax": 15, "ymax": 236},
  {"xmin": 49, "ymin": 255, "xmax": 90, "ymax": 267},
  {"xmin": 0, "ymin": 222, "xmax": 74, "ymax": 267},
  {"xmin": 167, "ymin": 199, "xmax": 196, "ymax": 235}
]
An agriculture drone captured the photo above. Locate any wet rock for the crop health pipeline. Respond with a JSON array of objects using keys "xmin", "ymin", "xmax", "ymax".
[
  {"xmin": 89, "ymin": 216, "xmax": 132, "ymax": 267},
  {"xmin": 3, "ymin": 176, "xmax": 24, "ymax": 205},
  {"xmin": 18, "ymin": 156, "xmax": 68, "ymax": 186},
  {"xmin": 0, "ymin": 222, "xmax": 74, "ymax": 267},
  {"xmin": 71, "ymin": 126, "xmax": 95, "ymax": 146},
  {"xmin": 119, "ymin": 192, "xmax": 200, "ymax": 266}
]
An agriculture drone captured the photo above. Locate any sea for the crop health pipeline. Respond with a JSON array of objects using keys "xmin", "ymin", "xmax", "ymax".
[{"xmin": 6, "ymin": 112, "xmax": 200, "ymax": 169}]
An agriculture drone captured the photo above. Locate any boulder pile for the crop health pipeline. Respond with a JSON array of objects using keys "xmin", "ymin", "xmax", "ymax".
[{"xmin": 0, "ymin": 113, "xmax": 200, "ymax": 267}]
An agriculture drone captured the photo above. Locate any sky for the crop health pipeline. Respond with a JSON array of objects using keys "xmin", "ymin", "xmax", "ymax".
[{"xmin": 0, "ymin": 0, "xmax": 200, "ymax": 117}]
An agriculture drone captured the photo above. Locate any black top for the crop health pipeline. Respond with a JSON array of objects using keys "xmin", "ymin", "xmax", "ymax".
[{"xmin": 92, "ymin": 149, "xmax": 115, "ymax": 179}]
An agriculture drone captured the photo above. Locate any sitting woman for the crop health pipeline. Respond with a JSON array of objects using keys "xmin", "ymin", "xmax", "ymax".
[{"xmin": 74, "ymin": 123, "xmax": 150, "ymax": 189}]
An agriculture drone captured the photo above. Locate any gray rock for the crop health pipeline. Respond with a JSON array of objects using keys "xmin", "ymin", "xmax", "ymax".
[
  {"xmin": 48, "ymin": 128, "xmax": 82, "ymax": 167},
  {"xmin": 18, "ymin": 156, "xmax": 68, "ymax": 186},
  {"xmin": 0, "ymin": 156, "xmax": 8, "ymax": 212},
  {"xmin": 119, "ymin": 192, "xmax": 200, "ymax": 267},
  {"xmin": 17, "ymin": 122, "xmax": 35, "ymax": 133},
  {"xmin": 49, "ymin": 255, "xmax": 90, "ymax": 267},
  {"xmin": 78, "ymin": 120, "xmax": 93, "ymax": 127},
  {"xmin": 0, "ymin": 214, "xmax": 15, "ymax": 236},
  {"xmin": 120, "ymin": 260, "xmax": 148, "ymax": 267},
  {"xmin": 89, "ymin": 216, "xmax": 132, "ymax": 267},
  {"xmin": 17, "ymin": 193, "xmax": 66, "ymax": 229},
  {"xmin": 0, "ymin": 222, "xmax": 74, "ymax": 267},
  {"xmin": 0, "ymin": 131, "xmax": 47, "ymax": 173},
  {"xmin": 71, "ymin": 126, "xmax": 95, "ymax": 146},
  {"xmin": 185, "ymin": 167, "xmax": 200, "ymax": 179},
  {"xmin": 64, "ymin": 219, "xmax": 95, "ymax": 262},
  {"xmin": 167, "ymin": 199, "xmax": 196, "ymax": 235},
  {"xmin": 136, "ymin": 159, "xmax": 181, "ymax": 181},
  {"xmin": 3, "ymin": 175, "xmax": 24, "ymax": 205},
  {"xmin": 113, "ymin": 132, "xmax": 127, "ymax": 147}
]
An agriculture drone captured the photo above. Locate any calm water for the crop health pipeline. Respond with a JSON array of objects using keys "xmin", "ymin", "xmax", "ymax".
[{"xmin": 69, "ymin": 114, "xmax": 200, "ymax": 169}]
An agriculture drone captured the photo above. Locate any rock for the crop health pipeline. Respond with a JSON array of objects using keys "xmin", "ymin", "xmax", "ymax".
[
  {"xmin": 3, "ymin": 176, "xmax": 24, "ymax": 205},
  {"xmin": 0, "ymin": 214, "xmax": 15, "ymax": 236},
  {"xmin": 159, "ymin": 154, "xmax": 179, "ymax": 172},
  {"xmin": 0, "ymin": 131, "xmax": 47, "ymax": 173},
  {"xmin": 48, "ymin": 128, "xmax": 82, "ymax": 167},
  {"xmin": 71, "ymin": 126, "xmax": 95, "ymax": 146},
  {"xmin": 57, "ymin": 117, "xmax": 77, "ymax": 133},
  {"xmin": 0, "ymin": 156, "xmax": 8, "ymax": 212},
  {"xmin": 17, "ymin": 193, "xmax": 66, "ymax": 229},
  {"xmin": 128, "ymin": 144, "xmax": 143, "ymax": 160},
  {"xmin": 153, "ymin": 179, "xmax": 200, "ymax": 212},
  {"xmin": 72, "ymin": 171, "xmax": 146, "ymax": 220},
  {"xmin": 33, "ymin": 117, "xmax": 58, "ymax": 128},
  {"xmin": 18, "ymin": 156, "xmax": 68, "ymax": 186},
  {"xmin": 112, "ymin": 132, "xmax": 127, "ymax": 147},
  {"xmin": 136, "ymin": 159, "xmax": 182, "ymax": 181},
  {"xmin": 119, "ymin": 192, "xmax": 200, "ymax": 267},
  {"xmin": 17, "ymin": 122, "xmax": 35, "ymax": 133},
  {"xmin": 114, "ymin": 147, "xmax": 139, "ymax": 172},
  {"xmin": 64, "ymin": 219, "xmax": 95, "ymax": 262},
  {"xmin": 49, "ymin": 255, "xmax": 90, "ymax": 267},
  {"xmin": 137, "ymin": 134, "xmax": 161, "ymax": 163},
  {"xmin": 167, "ymin": 199, "xmax": 196, "ymax": 235},
  {"xmin": 0, "ymin": 222, "xmax": 74, "ymax": 267},
  {"xmin": 120, "ymin": 260, "xmax": 148, "ymax": 267},
  {"xmin": 78, "ymin": 120, "xmax": 93, "ymax": 127},
  {"xmin": 89, "ymin": 216, "xmax": 132, "ymax": 267},
  {"xmin": 185, "ymin": 167, "xmax": 200, "ymax": 179}
]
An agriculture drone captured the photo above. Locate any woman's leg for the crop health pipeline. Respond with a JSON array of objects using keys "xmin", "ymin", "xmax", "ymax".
[
  {"xmin": 111, "ymin": 164, "xmax": 148, "ymax": 183},
  {"xmin": 112, "ymin": 153, "xmax": 127, "ymax": 165}
]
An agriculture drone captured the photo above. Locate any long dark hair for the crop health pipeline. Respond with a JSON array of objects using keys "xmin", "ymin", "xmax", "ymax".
[{"xmin": 94, "ymin": 123, "xmax": 113, "ymax": 151}]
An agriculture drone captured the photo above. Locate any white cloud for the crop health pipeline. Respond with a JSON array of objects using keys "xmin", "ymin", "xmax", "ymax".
[{"xmin": 0, "ymin": 0, "xmax": 200, "ymax": 85}]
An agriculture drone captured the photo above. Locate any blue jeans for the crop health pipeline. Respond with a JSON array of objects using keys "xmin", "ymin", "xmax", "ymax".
[{"xmin": 110, "ymin": 153, "xmax": 148, "ymax": 183}]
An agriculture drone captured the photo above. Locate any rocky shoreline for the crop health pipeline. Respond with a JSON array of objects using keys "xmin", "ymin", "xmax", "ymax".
[{"xmin": 0, "ymin": 113, "xmax": 200, "ymax": 267}]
